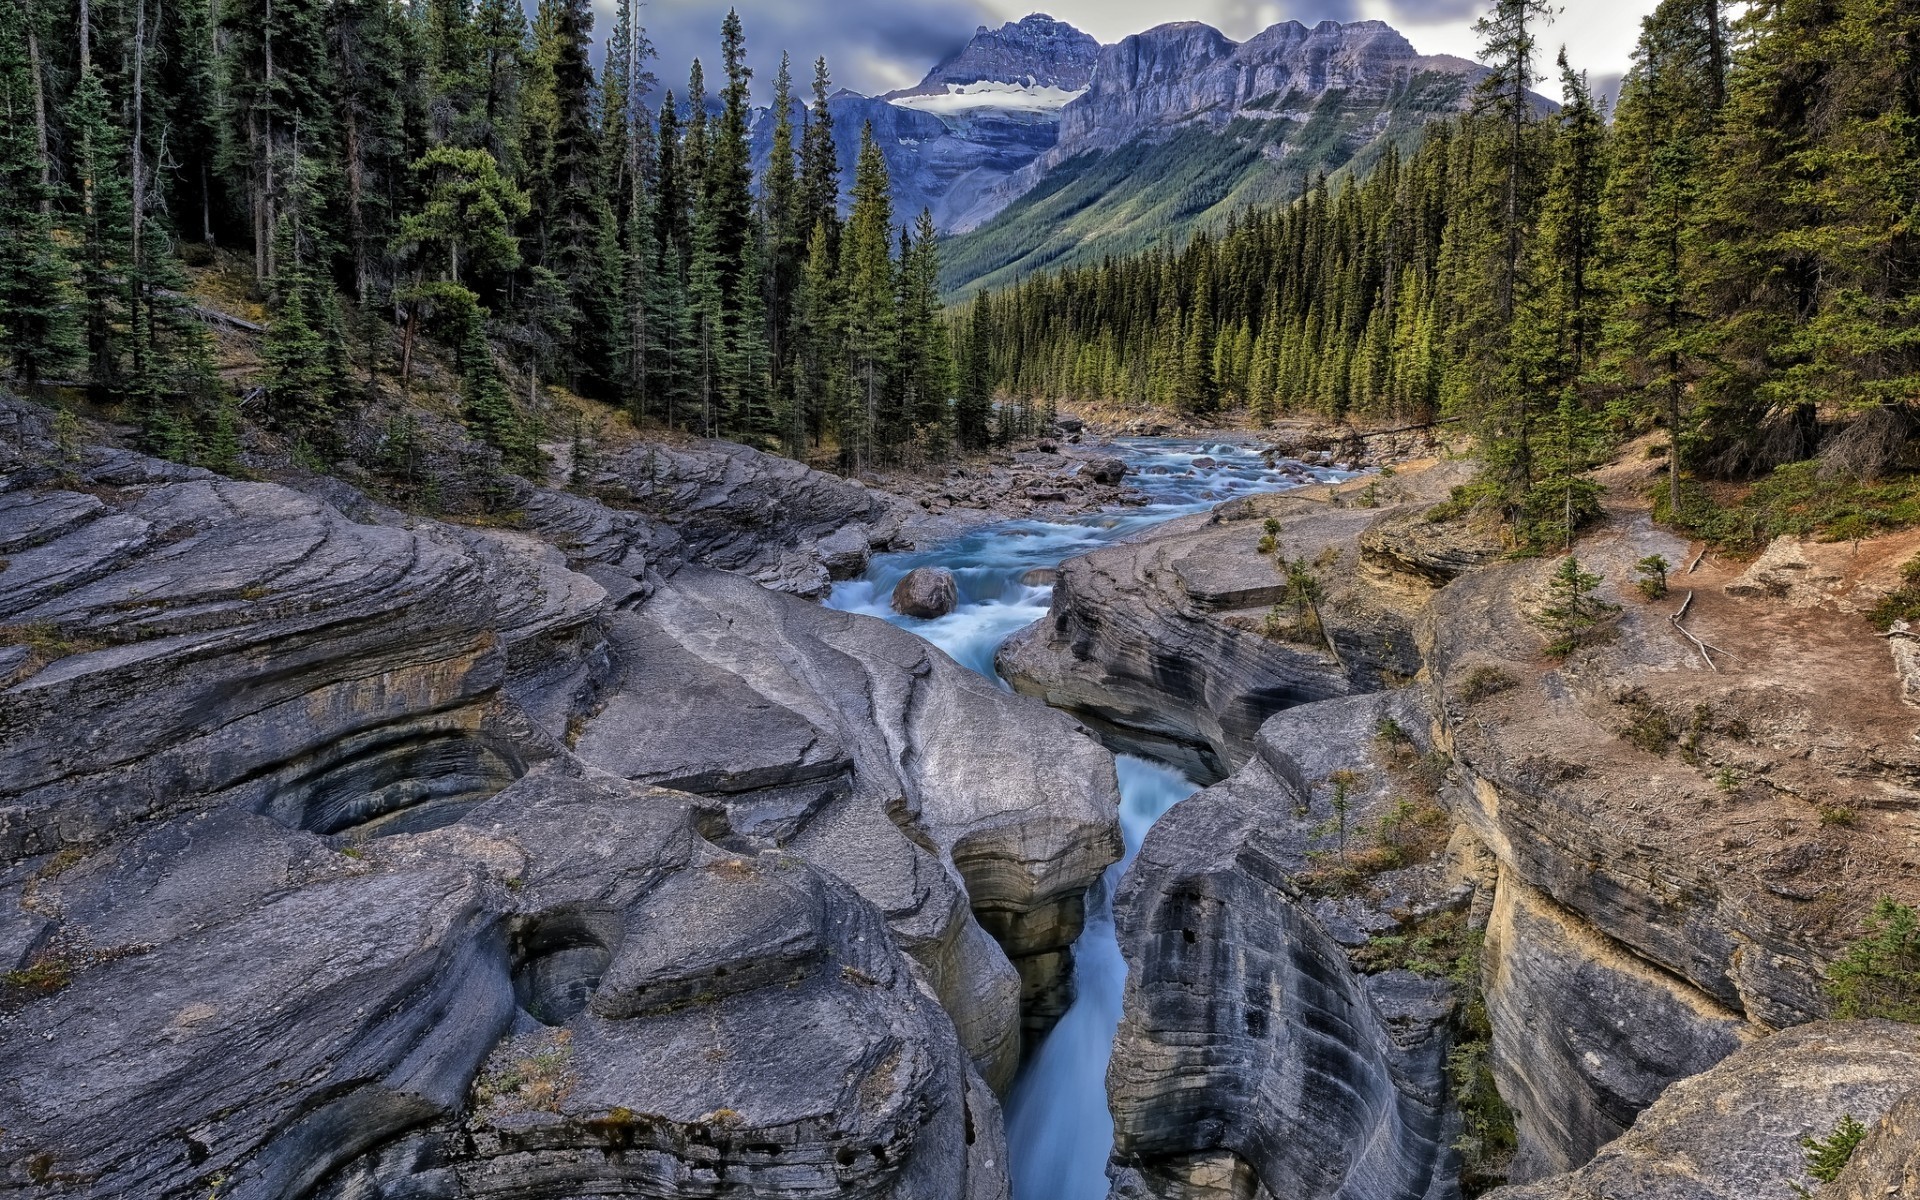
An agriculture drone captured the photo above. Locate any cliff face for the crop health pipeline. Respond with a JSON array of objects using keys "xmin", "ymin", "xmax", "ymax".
[
  {"xmin": 1107, "ymin": 690, "xmax": 1465, "ymax": 1200},
  {"xmin": 996, "ymin": 461, "xmax": 1486, "ymax": 780},
  {"xmin": 1050, "ymin": 20, "xmax": 1474, "ymax": 159},
  {"xmin": 1072, "ymin": 445, "xmax": 1920, "ymax": 1200},
  {"xmin": 1485, "ymin": 1022, "xmax": 1920, "ymax": 1200},
  {"xmin": 0, "ymin": 399, "xmax": 1121, "ymax": 1197},
  {"xmin": 910, "ymin": 14, "xmax": 1100, "ymax": 92}
]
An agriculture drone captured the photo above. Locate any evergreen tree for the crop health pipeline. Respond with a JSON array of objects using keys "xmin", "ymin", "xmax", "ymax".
[
  {"xmin": 841, "ymin": 123, "xmax": 896, "ymax": 465},
  {"xmin": 0, "ymin": 0, "xmax": 81, "ymax": 386},
  {"xmin": 798, "ymin": 57, "xmax": 840, "ymax": 245},
  {"xmin": 956, "ymin": 291, "xmax": 994, "ymax": 453}
]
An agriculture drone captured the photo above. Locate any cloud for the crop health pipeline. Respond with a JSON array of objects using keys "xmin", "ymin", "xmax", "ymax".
[
  {"xmin": 1376, "ymin": 0, "xmax": 1487, "ymax": 23},
  {"xmin": 637, "ymin": 0, "xmax": 996, "ymax": 100}
]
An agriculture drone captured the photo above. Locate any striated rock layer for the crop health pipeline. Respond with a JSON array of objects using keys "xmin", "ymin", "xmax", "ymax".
[
  {"xmin": 998, "ymin": 461, "xmax": 1482, "ymax": 780},
  {"xmin": 0, "ymin": 398, "xmax": 1122, "ymax": 1197},
  {"xmin": 1485, "ymin": 1022, "xmax": 1920, "ymax": 1200},
  {"xmin": 1107, "ymin": 690, "xmax": 1468, "ymax": 1200}
]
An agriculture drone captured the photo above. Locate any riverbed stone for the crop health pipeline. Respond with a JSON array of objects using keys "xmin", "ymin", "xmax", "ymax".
[{"xmin": 894, "ymin": 565, "xmax": 962, "ymax": 618}]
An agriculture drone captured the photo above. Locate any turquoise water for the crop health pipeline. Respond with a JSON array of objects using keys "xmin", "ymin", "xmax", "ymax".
[{"xmin": 825, "ymin": 438, "xmax": 1339, "ymax": 1198}]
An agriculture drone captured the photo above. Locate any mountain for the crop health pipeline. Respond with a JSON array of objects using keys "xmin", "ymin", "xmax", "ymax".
[
  {"xmin": 938, "ymin": 18, "xmax": 1503, "ymax": 297},
  {"xmin": 754, "ymin": 13, "xmax": 1514, "ymax": 298}
]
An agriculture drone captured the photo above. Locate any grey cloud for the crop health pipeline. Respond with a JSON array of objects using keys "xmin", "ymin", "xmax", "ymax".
[
  {"xmin": 1377, "ymin": 0, "xmax": 1489, "ymax": 23},
  {"xmin": 1216, "ymin": 0, "xmax": 1367, "ymax": 29},
  {"xmin": 640, "ymin": 0, "xmax": 997, "ymax": 99}
]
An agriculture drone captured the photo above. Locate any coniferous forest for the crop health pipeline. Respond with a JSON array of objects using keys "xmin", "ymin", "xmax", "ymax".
[
  {"xmin": 965, "ymin": 0, "xmax": 1920, "ymax": 543},
  {"xmin": 1, "ymin": 0, "xmax": 1917, "ymax": 539},
  {"xmin": 0, "ymin": 0, "xmax": 973, "ymax": 479}
]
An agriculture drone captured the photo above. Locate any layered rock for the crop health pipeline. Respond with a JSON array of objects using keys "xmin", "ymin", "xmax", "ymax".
[
  {"xmin": 577, "ymin": 438, "xmax": 908, "ymax": 598},
  {"xmin": 1426, "ymin": 508, "xmax": 1920, "ymax": 1180},
  {"xmin": 1485, "ymin": 1022, "xmax": 1920, "ymax": 1200},
  {"xmin": 997, "ymin": 461, "xmax": 1472, "ymax": 780},
  {"xmin": 1108, "ymin": 689, "xmax": 1472, "ymax": 1200},
  {"xmin": 563, "ymin": 561, "xmax": 1122, "ymax": 1090},
  {"xmin": 1051, "ymin": 21, "xmax": 1486, "ymax": 159},
  {"xmin": 0, "ymin": 398, "xmax": 1122, "ymax": 1197}
]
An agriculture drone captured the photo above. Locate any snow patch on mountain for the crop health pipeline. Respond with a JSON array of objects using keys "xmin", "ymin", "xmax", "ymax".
[{"xmin": 889, "ymin": 81, "xmax": 1090, "ymax": 117}]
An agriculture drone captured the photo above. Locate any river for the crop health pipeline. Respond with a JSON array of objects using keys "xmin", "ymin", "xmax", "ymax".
[{"xmin": 826, "ymin": 438, "xmax": 1344, "ymax": 1199}]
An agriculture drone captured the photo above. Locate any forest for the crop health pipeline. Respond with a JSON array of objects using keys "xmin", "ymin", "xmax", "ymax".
[
  {"xmin": 1, "ymin": 0, "xmax": 1917, "ymax": 540},
  {"xmin": 0, "ymin": 0, "xmax": 976, "ymax": 480},
  {"xmin": 966, "ymin": 0, "xmax": 1920, "ymax": 545}
]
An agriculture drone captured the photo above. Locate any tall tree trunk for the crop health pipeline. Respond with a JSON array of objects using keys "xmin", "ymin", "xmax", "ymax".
[
  {"xmin": 256, "ymin": 0, "xmax": 277, "ymax": 282},
  {"xmin": 1705, "ymin": 0, "xmax": 1727, "ymax": 110},
  {"xmin": 25, "ymin": 0, "xmax": 51, "ymax": 214},
  {"xmin": 130, "ymin": 0, "xmax": 148, "ymax": 383}
]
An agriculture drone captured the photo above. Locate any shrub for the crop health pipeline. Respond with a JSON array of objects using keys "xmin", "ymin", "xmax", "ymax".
[
  {"xmin": 1868, "ymin": 555, "xmax": 1920, "ymax": 631},
  {"xmin": 1616, "ymin": 689, "xmax": 1678, "ymax": 754},
  {"xmin": 1655, "ymin": 462, "xmax": 1920, "ymax": 553},
  {"xmin": 1375, "ymin": 714, "xmax": 1412, "ymax": 749},
  {"xmin": 1824, "ymin": 898, "xmax": 1920, "ymax": 1021},
  {"xmin": 1637, "ymin": 554, "xmax": 1671, "ymax": 600},
  {"xmin": 1818, "ymin": 803, "xmax": 1858, "ymax": 828},
  {"xmin": 1458, "ymin": 665, "xmax": 1517, "ymax": 704}
]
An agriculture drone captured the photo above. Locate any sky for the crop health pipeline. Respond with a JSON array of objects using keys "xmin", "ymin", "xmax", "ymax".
[{"xmin": 638, "ymin": 0, "xmax": 1661, "ymax": 107}]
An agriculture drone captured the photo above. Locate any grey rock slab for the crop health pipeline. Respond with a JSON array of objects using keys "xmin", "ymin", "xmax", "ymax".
[{"xmin": 1484, "ymin": 1022, "xmax": 1920, "ymax": 1200}]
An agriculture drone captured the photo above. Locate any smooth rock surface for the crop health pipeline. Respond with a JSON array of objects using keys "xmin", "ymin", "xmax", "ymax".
[
  {"xmin": 563, "ymin": 561, "xmax": 1121, "ymax": 1092},
  {"xmin": 1107, "ymin": 690, "xmax": 1466, "ymax": 1200},
  {"xmin": 894, "ymin": 565, "xmax": 962, "ymax": 619},
  {"xmin": 0, "ymin": 398, "xmax": 1098, "ymax": 1198}
]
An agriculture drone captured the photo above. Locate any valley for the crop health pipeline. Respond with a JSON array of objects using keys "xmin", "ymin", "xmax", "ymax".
[{"xmin": 4, "ymin": 0, "xmax": 1920, "ymax": 1195}]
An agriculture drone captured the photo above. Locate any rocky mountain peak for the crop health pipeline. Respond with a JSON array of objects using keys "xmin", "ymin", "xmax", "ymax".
[{"xmin": 908, "ymin": 12, "xmax": 1101, "ymax": 94}]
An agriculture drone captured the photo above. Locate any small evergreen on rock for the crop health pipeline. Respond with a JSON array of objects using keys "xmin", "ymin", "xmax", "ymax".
[
  {"xmin": 1540, "ymin": 555, "xmax": 1614, "ymax": 656},
  {"xmin": 1825, "ymin": 898, "xmax": 1920, "ymax": 1022}
]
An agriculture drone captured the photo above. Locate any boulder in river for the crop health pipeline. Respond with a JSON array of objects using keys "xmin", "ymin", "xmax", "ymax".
[
  {"xmin": 892, "ymin": 566, "xmax": 960, "ymax": 619},
  {"xmin": 1190, "ymin": 456, "xmax": 1219, "ymax": 470},
  {"xmin": 1084, "ymin": 456, "xmax": 1128, "ymax": 485},
  {"xmin": 1021, "ymin": 568, "xmax": 1059, "ymax": 587}
]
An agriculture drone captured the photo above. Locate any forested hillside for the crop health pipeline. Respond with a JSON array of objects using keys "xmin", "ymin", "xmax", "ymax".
[
  {"xmin": 967, "ymin": 0, "xmax": 1920, "ymax": 546},
  {"xmin": 0, "ymin": 0, "xmax": 980, "ymax": 480}
]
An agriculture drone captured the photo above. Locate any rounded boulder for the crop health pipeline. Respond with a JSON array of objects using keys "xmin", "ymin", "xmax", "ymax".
[{"xmin": 892, "ymin": 567, "xmax": 960, "ymax": 619}]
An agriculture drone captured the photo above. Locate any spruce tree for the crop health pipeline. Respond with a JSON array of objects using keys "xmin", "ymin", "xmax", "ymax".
[
  {"xmin": 0, "ymin": 0, "xmax": 81, "ymax": 387},
  {"xmin": 841, "ymin": 124, "xmax": 897, "ymax": 466}
]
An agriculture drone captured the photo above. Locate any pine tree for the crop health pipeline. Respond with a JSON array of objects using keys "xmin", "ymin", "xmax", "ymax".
[
  {"xmin": 69, "ymin": 61, "xmax": 132, "ymax": 388},
  {"xmin": 261, "ymin": 155, "xmax": 349, "ymax": 434},
  {"xmin": 0, "ymin": 0, "xmax": 81, "ymax": 386},
  {"xmin": 841, "ymin": 124, "xmax": 896, "ymax": 466},
  {"xmin": 530, "ymin": 0, "xmax": 616, "ymax": 392},
  {"xmin": 798, "ymin": 58, "xmax": 840, "ymax": 246},
  {"xmin": 1601, "ymin": 0, "xmax": 1727, "ymax": 509},
  {"xmin": 955, "ymin": 290, "xmax": 994, "ymax": 452}
]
